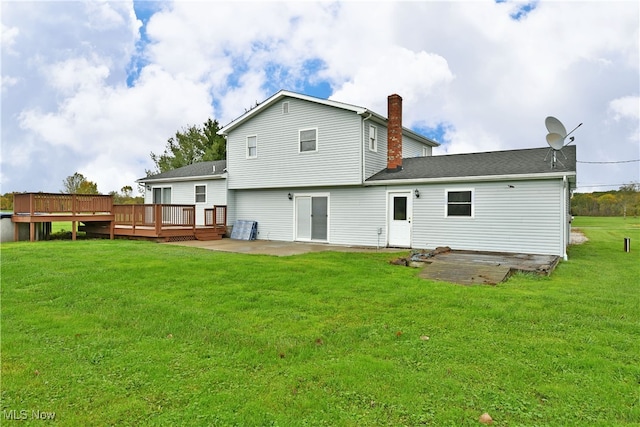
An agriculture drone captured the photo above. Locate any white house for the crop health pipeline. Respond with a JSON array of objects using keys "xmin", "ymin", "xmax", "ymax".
[{"xmin": 139, "ymin": 90, "xmax": 576, "ymax": 258}]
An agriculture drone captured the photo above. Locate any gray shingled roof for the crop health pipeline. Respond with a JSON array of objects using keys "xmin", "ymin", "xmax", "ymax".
[
  {"xmin": 367, "ymin": 146, "xmax": 576, "ymax": 182},
  {"xmin": 138, "ymin": 160, "xmax": 227, "ymax": 182}
]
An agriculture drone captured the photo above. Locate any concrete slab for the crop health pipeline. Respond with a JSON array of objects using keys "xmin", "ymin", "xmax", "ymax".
[
  {"xmin": 164, "ymin": 238, "xmax": 400, "ymax": 256},
  {"xmin": 419, "ymin": 260, "xmax": 512, "ymax": 285},
  {"xmin": 416, "ymin": 250, "xmax": 560, "ymax": 285}
]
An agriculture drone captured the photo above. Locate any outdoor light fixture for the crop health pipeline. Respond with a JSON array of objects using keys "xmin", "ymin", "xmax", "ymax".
[
  {"xmin": 414, "ymin": 189, "xmax": 420, "ymax": 198},
  {"xmin": 288, "ymin": 193, "xmax": 293, "ymax": 200}
]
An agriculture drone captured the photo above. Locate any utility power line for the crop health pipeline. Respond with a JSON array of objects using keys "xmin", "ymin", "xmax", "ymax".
[{"xmin": 577, "ymin": 159, "xmax": 640, "ymax": 164}]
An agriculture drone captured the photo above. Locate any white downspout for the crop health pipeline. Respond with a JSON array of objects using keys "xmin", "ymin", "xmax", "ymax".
[
  {"xmin": 562, "ymin": 175, "xmax": 568, "ymax": 261},
  {"xmin": 361, "ymin": 113, "xmax": 372, "ymax": 183}
]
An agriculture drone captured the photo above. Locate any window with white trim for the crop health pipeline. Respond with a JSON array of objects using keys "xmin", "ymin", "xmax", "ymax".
[
  {"xmin": 422, "ymin": 146, "xmax": 430, "ymax": 157},
  {"xmin": 195, "ymin": 185, "xmax": 206, "ymax": 203},
  {"xmin": 369, "ymin": 125, "xmax": 377, "ymax": 152},
  {"xmin": 247, "ymin": 135, "xmax": 257, "ymax": 158},
  {"xmin": 446, "ymin": 190, "xmax": 473, "ymax": 217},
  {"xmin": 282, "ymin": 101, "xmax": 289, "ymax": 114},
  {"xmin": 299, "ymin": 128, "xmax": 317, "ymax": 152}
]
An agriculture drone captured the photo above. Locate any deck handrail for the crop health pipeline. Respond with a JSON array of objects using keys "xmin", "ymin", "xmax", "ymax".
[
  {"xmin": 13, "ymin": 193, "xmax": 113, "ymax": 215},
  {"xmin": 205, "ymin": 205, "xmax": 227, "ymax": 227},
  {"xmin": 113, "ymin": 204, "xmax": 195, "ymax": 229}
]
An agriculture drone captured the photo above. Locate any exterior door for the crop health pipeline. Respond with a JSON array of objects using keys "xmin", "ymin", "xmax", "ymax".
[
  {"xmin": 296, "ymin": 196, "xmax": 328, "ymax": 241},
  {"xmin": 388, "ymin": 192, "xmax": 412, "ymax": 247}
]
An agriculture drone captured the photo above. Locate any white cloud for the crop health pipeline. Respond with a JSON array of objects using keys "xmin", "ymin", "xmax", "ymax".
[
  {"xmin": 1, "ymin": 22, "xmax": 19, "ymax": 54},
  {"xmin": 1, "ymin": 0, "xmax": 638, "ymax": 195}
]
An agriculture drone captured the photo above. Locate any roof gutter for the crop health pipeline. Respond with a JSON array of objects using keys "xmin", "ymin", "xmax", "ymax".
[
  {"xmin": 364, "ymin": 171, "xmax": 577, "ymax": 186},
  {"xmin": 136, "ymin": 174, "xmax": 227, "ymax": 184}
]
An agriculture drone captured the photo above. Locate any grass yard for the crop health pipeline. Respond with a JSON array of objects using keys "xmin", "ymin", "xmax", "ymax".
[{"xmin": 1, "ymin": 217, "xmax": 639, "ymax": 426}]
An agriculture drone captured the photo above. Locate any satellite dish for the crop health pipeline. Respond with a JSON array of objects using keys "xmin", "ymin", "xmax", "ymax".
[
  {"xmin": 546, "ymin": 133, "xmax": 565, "ymax": 150},
  {"xmin": 544, "ymin": 116, "xmax": 582, "ymax": 168},
  {"xmin": 545, "ymin": 116, "xmax": 567, "ymax": 138}
]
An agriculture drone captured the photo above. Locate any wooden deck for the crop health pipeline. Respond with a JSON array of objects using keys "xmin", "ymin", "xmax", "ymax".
[{"xmin": 11, "ymin": 193, "xmax": 227, "ymax": 242}]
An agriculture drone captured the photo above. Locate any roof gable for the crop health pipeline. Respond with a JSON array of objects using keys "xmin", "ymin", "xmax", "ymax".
[
  {"xmin": 218, "ymin": 90, "xmax": 367, "ymax": 135},
  {"xmin": 218, "ymin": 89, "xmax": 439, "ymax": 147}
]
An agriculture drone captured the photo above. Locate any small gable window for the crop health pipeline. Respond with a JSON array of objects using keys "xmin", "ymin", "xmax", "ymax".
[
  {"xmin": 195, "ymin": 185, "xmax": 206, "ymax": 203},
  {"xmin": 247, "ymin": 135, "xmax": 257, "ymax": 158},
  {"xmin": 369, "ymin": 125, "xmax": 377, "ymax": 152},
  {"xmin": 446, "ymin": 190, "xmax": 473, "ymax": 217},
  {"xmin": 299, "ymin": 128, "xmax": 317, "ymax": 152},
  {"xmin": 282, "ymin": 101, "xmax": 289, "ymax": 114}
]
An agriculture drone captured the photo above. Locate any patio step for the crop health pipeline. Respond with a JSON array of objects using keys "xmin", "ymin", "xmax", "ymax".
[{"xmin": 194, "ymin": 227, "xmax": 226, "ymax": 241}]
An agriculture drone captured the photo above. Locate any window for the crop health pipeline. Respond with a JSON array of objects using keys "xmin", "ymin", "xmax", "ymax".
[
  {"xmin": 282, "ymin": 101, "xmax": 289, "ymax": 114},
  {"xmin": 446, "ymin": 190, "xmax": 473, "ymax": 217},
  {"xmin": 369, "ymin": 125, "xmax": 377, "ymax": 152},
  {"xmin": 299, "ymin": 128, "xmax": 317, "ymax": 152},
  {"xmin": 422, "ymin": 146, "xmax": 430, "ymax": 157},
  {"xmin": 152, "ymin": 187, "xmax": 171, "ymax": 204},
  {"xmin": 247, "ymin": 135, "xmax": 257, "ymax": 158},
  {"xmin": 195, "ymin": 185, "xmax": 206, "ymax": 203},
  {"xmin": 393, "ymin": 196, "xmax": 407, "ymax": 220}
]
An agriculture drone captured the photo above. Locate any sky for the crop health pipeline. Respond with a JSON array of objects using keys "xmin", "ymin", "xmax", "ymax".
[{"xmin": 1, "ymin": 0, "xmax": 638, "ymax": 196}]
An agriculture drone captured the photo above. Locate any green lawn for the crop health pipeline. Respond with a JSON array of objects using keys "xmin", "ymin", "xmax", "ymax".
[{"xmin": 1, "ymin": 217, "xmax": 639, "ymax": 426}]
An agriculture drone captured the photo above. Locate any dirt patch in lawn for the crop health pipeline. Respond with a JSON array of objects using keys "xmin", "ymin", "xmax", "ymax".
[{"xmin": 570, "ymin": 229, "xmax": 589, "ymax": 245}]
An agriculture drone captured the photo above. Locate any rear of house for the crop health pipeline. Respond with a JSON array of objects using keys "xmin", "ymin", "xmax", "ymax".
[{"xmin": 140, "ymin": 90, "xmax": 576, "ymax": 258}]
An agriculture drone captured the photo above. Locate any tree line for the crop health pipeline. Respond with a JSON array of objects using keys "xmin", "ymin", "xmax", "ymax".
[
  {"xmin": 1, "ymin": 119, "xmax": 225, "ymax": 211},
  {"xmin": 571, "ymin": 183, "xmax": 640, "ymax": 217}
]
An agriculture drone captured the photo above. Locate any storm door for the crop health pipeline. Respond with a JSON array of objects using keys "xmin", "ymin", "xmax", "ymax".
[{"xmin": 388, "ymin": 191, "xmax": 412, "ymax": 247}]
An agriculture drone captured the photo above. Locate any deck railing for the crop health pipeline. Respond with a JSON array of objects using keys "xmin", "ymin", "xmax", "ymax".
[
  {"xmin": 205, "ymin": 205, "xmax": 227, "ymax": 227},
  {"xmin": 113, "ymin": 204, "xmax": 196, "ymax": 232},
  {"xmin": 13, "ymin": 193, "xmax": 113, "ymax": 215}
]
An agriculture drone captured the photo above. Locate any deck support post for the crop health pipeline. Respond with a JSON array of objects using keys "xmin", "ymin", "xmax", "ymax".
[
  {"xmin": 30, "ymin": 222, "xmax": 35, "ymax": 242},
  {"xmin": 72, "ymin": 221, "xmax": 77, "ymax": 241},
  {"xmin": 131, "ymin": 205, "xmax": 136, "ymax": 233},
  {"xmin": 154, "ymin": 204, "xmax": 162, "ymax": 236}
]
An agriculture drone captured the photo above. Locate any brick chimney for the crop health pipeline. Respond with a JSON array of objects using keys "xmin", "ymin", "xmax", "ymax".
[{"xmin": 387, "ymin": 94, "xmax": 403, "ymax": 171}]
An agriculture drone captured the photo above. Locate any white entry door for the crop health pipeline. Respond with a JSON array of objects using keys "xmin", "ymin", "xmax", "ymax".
[
  {"xmin": 388, "ymin": 192, "xmax": 412, "ymax": 247},
  {"xmin": 296, "ymin": 196, "xmax": 328, "ymax": 241}
]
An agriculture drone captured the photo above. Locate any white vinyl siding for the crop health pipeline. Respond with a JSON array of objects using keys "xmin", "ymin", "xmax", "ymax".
[
  {"xmin": 364, "ymin": 122, "xmax": 388, "ymax": 179},
  {"xmin": 145, "ymin": 179, "xmax": 227, "ymax": 226},
  {"xmin": 230, "ymin": 186, "xmax": 388, "ymax": 247},
  {"xmin": 409, "ymin": 180, "xmax": 565, "ymax": 256},
  {"xmin": 403, "ymin": 134, "xmax": 432, "ymax": 158},
  {"xmin": 227, "ymin": 97, "xmax": 362, "ymax": 189},
  {"xmin": 228, "ymin": 179, "xmax": 566, "ymax": 256}
]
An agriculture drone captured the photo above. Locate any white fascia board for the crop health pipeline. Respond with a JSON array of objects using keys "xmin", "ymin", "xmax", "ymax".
[
  {"xmin": 364, "ymin": 171, "xmax": 576, "ymax": 187},
  {"xmin": 137, "ymin": 174, "xmax": 227, "ymax": 184}
]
